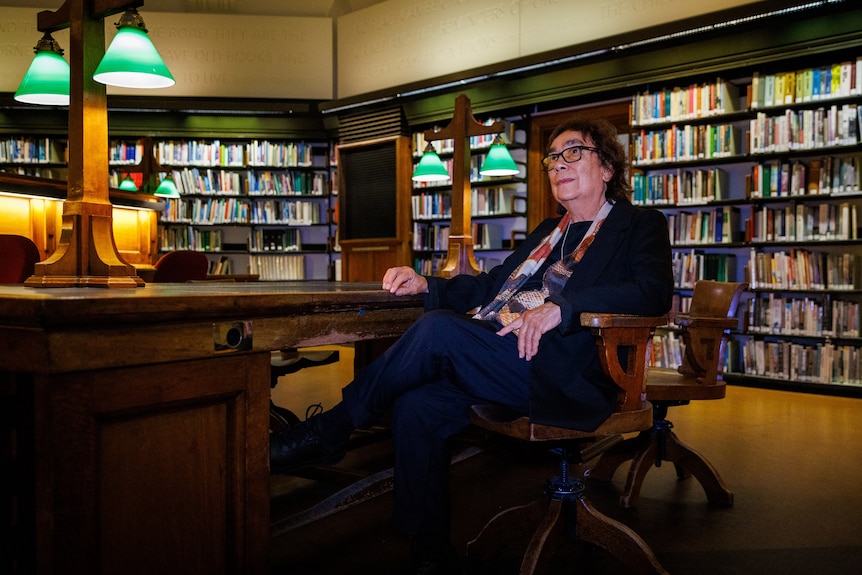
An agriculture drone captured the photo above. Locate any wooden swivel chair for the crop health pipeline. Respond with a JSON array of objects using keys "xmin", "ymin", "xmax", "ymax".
[
  {"xmin": 0, "ymin": 234, "xmax": 41, "ymax": 284},
  {"xmin": 152, "ymin": 250, "xmax": 209, "ymax": 282},
  {"xmin": 588, "ymin": 280, "xmax": 747, "ymax": 508},
  {"xmin": 467, "ymin": 313, "xmax": 669, "ymax": 575}
]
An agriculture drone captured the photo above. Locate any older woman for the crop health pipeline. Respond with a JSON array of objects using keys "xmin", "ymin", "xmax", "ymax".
[{"xmin": 271, "ymin": 117, "xmax": 673, "ymax": 574}]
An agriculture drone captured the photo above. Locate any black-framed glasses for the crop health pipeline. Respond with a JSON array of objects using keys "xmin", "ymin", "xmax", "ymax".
[{"xmin": 541, "ymin": 145, "xmax": 600, "ymax": 170}]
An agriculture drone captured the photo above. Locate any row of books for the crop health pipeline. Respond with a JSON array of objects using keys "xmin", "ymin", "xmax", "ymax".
[
  {"xmin": 412, "ymin": 222, "xmax": 449, "ymax": 251},
  {"xmin": 747, "ymin": 104, "xmax": 859, "ymax": 153},
  {"xmin": 109, "ymin": 140, "xmax": 144, "ymax": 165},
  {"xmin": 746, "ymin": 202, "xmax": 858, "ymax": 243},
  {"xmin": 0, "ymin": 137, "xmax": 59, "ymax": 164},
  {"xmin": 650, "ymin": 331, "xmax": 684, "ymax": 370},
  {"xmin": 246, "ymin": 140, "xmax": 319, "ymax": 167},
  {"xmin": 735, "ymin": 338, "xmax": 862, "ymax": 387},
  {"xmin": 249, "ymin": 255, "xmax": 306, "ymax": 280},
  {"xmin": 631, "ymin": 167, "xmax": 729, "ymax": 205},
  {"xmin": 161, "ymin": 197, "xmax": 250, "ymax": 225},
  {"xmin": 667, "ymin": 206, "xmax": 741, "ymax": 245},
  {"xmin": 750, "ymin": 57, "xmax": 862, "ymax": 109},
  {"xmin": 156, "ymin": 139, "xmax": 320, "ymax": 168},
  {"xmin": 209, "ymin": 256, "xmax": 234, "ymax": 276},
  {"xmin": 412, "ymin": 192, "xmax": 452, "ymax": 220},
  {"xmin": 473, "ymin": 222, "xmax": 504, "ymax": 250},
  {"xmin": 472, "ymin": 187, "xmax": 526, "ymax": 217},
  {"xmin": 673, "ymin": 251, "xmax": 737, "ymax": 288},
  {"xmin": 245, "ymin": 170, "xmax": 328, "ymax": 196},
  {"xmin": 755, "ymin": 156, "xmax": 862, "ymax": 198},
  {"xmin": 413, "ymin": 255, "xmax": 447, "ymax": 276},
  {"xmin": 631, "ymin": 77, "xmax": 740, "ymax": 126},
  {"xmin": 746, "ymin": 293, "xmax": 858, "ymax": 338},
  {"xmin": 631, "ymin": 124, "xmax": 740, "ymax": 165},
  {"xmin": 250, "ymin": 229, "xmax": 303, "ymax": 252},
  {"xmin": 249, "ymin": 199, "xmax": 323, "ymax": 226},
  {"xmin": 745, "ymin": 248, "xmax": 858, "ymax": 290},
  {"xmin": 158, "ymin": 227, "xmax": 223, "ymax": 252},
  {"xmin": 168, "ymin": 168, "xmax": 329, "ymax": 197}
]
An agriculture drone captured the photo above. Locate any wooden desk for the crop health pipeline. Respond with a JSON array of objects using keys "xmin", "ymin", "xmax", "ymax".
[{"xmin": 0, "ymin": 281, "xmax": 423, "ymax": 575}]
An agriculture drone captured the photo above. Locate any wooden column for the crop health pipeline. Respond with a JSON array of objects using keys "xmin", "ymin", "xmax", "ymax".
[{"xmin": 25, "ymin": 0, "xmax": 145, "ymax": 288}]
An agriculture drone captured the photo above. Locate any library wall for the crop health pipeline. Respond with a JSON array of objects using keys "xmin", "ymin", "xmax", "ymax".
[
  {"xmin": 0, "ymin": 8, "xmax": 332, "ymax": 100},
  {"xmin": 336, "ymin": 0, "xmax": 763, "ymax": 98}
]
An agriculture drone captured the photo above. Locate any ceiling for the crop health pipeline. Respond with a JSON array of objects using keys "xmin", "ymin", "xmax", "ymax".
[{"xmin": 0, "ymin": 0, "xmax": 386, "ymax": 18}]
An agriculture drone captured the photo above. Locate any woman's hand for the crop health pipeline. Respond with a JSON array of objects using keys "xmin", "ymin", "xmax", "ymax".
[
  {"xmin": 382, "ymin": 266, "xmax": 429, "ymax": 296},
  {"xmin": 497, "ymin": 302, "xmax": 562, "ymax": 361}
]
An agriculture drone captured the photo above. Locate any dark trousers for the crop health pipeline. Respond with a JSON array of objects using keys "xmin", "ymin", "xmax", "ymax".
[{"xmin": 341, "ymin": 309, "xmax": 532, "ymax": 537}]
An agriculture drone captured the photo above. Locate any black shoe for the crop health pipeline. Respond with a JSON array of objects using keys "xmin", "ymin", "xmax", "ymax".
[{"xmin": 269, "ymin": 408, "xmax": 349, "ymax": 474}]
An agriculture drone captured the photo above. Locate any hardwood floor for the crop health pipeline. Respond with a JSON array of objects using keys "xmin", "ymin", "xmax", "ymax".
[{"xmin": 270, "ymin": 345, "xmax": 862, "ymax": 574}]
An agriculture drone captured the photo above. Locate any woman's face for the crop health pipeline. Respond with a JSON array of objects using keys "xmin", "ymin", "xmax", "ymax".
[{"xmin": 545, "ymin": 130, "xmax": 612, "ymax": 208}]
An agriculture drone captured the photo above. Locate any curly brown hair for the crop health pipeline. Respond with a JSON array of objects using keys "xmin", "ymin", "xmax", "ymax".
[{"xmin": 546, "ymin": 118, "xmax": 631, "ymax": 203}]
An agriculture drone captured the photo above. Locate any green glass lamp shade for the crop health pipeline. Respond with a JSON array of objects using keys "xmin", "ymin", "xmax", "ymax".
[
  {"xmin": 118, "ymin": 174, "xmax": 138, "ymax": 192},
  {"xmin": 412, "ymin": 144, "xmax": 450, "ymax": 182},
  {"xmin": 479, "ymin": 137, "xmax": 520, "ymax": 177},
  {"xmin": 94, "ymin": 12, "xmax": 175, "ymax": 89},
  {"xmin": 154, "ymin": 176, "xmax": 180, "ymax": 198},
  {"xmin": 14, "ymin": 35, "xmax": 70, "ymax": 106}
]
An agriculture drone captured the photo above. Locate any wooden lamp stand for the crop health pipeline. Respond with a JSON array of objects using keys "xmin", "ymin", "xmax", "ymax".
[
  {"xmin": 422, "ymin": 93, "xmax": 506, "ymax": 278},
  {"xmin": 25, "ymin": 0, "xmax": 147, "ymax": 288}
]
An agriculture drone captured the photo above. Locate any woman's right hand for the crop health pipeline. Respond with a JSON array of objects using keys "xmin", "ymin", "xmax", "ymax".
[{"xmin": 382, "ymin": 266, "xmax": 428, "ymax": 296}]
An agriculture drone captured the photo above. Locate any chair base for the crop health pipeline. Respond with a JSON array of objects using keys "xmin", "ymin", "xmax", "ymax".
[
  {"xmin": 588, "ymin": 418, "xmax": 734, "ymax": 508},
  {"xmin": 467, "ymin": 476, "xmax": 668, "ymax": 575}
]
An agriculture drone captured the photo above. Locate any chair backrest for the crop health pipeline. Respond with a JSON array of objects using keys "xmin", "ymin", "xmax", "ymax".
[
  {"xmin": 0, "ymin": 234, "xmax": 41, "ymax": 284},
  {"xmin": 677, "ymin": 280, "xmax": 748, "ymax": 383},
  {"xmin": 152, "ymin": 250, "xmax": 209, "ymax": 283}
]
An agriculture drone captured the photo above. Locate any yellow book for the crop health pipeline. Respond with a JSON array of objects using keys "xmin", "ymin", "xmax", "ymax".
[
  {"xmin": 774, "ymin": 73, "xmax": 785, "ymax": 106},
  {"xmin": 784, "ymin": 71, "xmax": 796, "ymax": 104}
]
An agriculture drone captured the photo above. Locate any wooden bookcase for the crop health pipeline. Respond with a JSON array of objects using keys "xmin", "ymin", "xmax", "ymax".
[
  {"xmin": 630, "ymin": 59, "xmax": 862, "ymax": 397},
  {"xmin": 155, "ymin": 137, "xmax": 336, "ymax": 280}
]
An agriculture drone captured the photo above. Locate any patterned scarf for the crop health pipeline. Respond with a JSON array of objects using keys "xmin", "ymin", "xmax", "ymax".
[{"xmin": 473, "ymin": 201, "xmax": 613, "ymax": 329}]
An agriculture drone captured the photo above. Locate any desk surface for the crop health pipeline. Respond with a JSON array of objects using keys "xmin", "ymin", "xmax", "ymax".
[
  {"xmin": 0, "ymin": 280, "xmax": 420, "ymax": 326},
  {"xmin": 0, "ymin": 281, "xmax": 424, "ymax": 374}
]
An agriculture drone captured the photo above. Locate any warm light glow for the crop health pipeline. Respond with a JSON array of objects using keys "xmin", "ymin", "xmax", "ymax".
[
  {"xmin": 479, "ymin": 136, "xmax": 520, "ymax": 177},
  {"xmin": 412, "ymin": 143, "xmax": 450, "ymax": 182},
  {"xmin": 14, "ymin": 33, "xmax": 70, "ymax": 106},
  {"xmin": 93, "ymin": 9, "xmax": 175, "ymax": 89}
]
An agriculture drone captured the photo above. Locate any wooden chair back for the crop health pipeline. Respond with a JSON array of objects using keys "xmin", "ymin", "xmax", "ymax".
[
  {"xmin": 152, "ymin": 250, "xmax": 209, "ymax": 283},
  {"xmin": 0, "ymin": 234, "xmax": 41, "ymax": 284},
  {"xmin": 675, "ymin": 280, "xmax": 747, "ymax": 384}
]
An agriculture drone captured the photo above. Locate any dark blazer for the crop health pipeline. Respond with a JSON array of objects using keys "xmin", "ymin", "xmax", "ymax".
[{"xmin": 424, "ymin": 199, "xmax": 674, "ymax": 430}]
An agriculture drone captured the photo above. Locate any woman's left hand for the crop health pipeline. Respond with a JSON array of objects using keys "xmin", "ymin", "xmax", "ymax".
[{"xmin": 497, "ymin": 302, "xmax": 562, "ymax": 361}]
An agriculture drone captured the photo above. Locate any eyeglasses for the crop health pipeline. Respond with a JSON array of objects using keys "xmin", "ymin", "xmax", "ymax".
[{"xmin": 541, "ymin": 145, "xmax": 601, "ymax": 170}]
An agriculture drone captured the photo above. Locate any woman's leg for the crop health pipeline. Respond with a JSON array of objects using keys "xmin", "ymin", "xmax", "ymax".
[{"xmin": 342, "ymin": 309, "xmax": 532, "ymax": 429}]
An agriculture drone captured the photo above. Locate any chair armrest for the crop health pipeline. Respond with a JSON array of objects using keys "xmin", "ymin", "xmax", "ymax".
[
  {"xmin": 579, "ymin": 313, "xmax": 667, "ymax": 412},
  {"xmin": 674, "ymin": 314, "xmax": 738, "ymax": 331}
]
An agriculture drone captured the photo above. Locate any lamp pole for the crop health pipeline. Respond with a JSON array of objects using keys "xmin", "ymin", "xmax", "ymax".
[
  {"xmin": 25, "ymin": 0, "xmax": 146, "ymax": 288},
  {"xmin": 422, "ymin": 93, "xmax": 505, "ymax": 278}
]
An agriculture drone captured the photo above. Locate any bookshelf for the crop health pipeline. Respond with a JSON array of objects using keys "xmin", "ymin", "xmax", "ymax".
[
  {"xmin": 156, "ymin": 137, "xmax": 336, "ymax": 280},
  {"xmin": 631, "ymin": 61, "xmax": 862, "ymax": 396},
  {"xmin": 0, "ymin": 134, "xmax": 68, "ymax": 180},
  {"xmin": 410, "ymin": 120, "xmax": 528, "ymax": 275}
]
